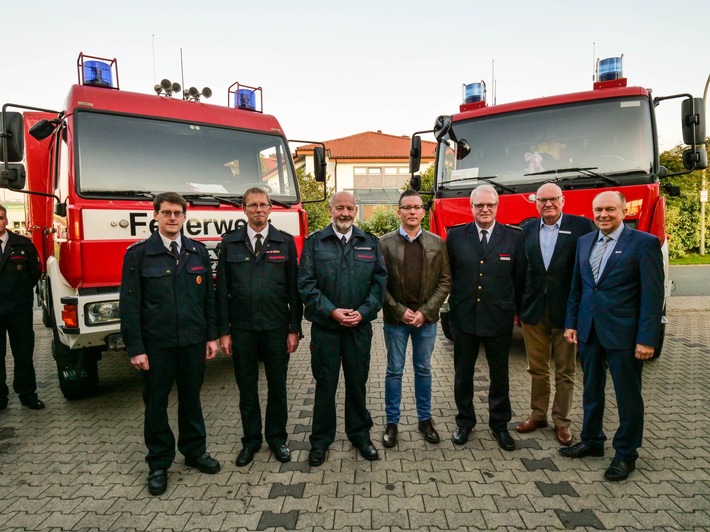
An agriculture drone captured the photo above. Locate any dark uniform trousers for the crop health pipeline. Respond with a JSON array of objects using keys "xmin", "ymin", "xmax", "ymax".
[
  {"xmin": 231, "ymin": 328, "xmax": 289, "ymax": 449},
  {"xmin": 309, "ymin": 322, "xmax": 374, "ymax": 450},
  {"xmin": 0, "ymin": 309, "xmax": 37, "ymax": 400},
  {"xmin": 453, "ymin": 329, "xmax": 512, "ymax": 433},
  {"xmin": 141, "ymin": 343, "xmax": 207, "ymax": 470}
]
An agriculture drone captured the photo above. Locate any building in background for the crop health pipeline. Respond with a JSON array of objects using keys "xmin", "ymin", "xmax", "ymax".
[
  {"xmin": 296, "ymin": 131, "xmax": 436, "ymax": 220},
  {"xmin": 0, "ymin": 190, "xmax": 26, "ymax": 234}
]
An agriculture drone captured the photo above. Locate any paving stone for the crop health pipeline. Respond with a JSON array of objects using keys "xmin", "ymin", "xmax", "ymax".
[
  {"xmin": 535, "ymin": 480, "xmax": 579, "ymax": 497},
  {"xmin": 555, "ymin": 508, "xmax": 604, "ymax": 529},
  {"xmin": 521, "ymin": 457, "xmax": 559, "ymax": 471},
  {"xmin": 268, "ymin": 481, "xmax": 305, "ymax": 499}
]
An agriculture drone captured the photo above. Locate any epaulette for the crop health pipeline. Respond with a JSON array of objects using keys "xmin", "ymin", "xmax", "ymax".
[
  {"xmin": 192, "ymin": 239, "xmax": 207, "ymax": 247},
  {"xmin": 126, "ymin": 239, "xmax": 146, "ymax": 250},
  {"xmin": 506, "ymin": 224, "xmax": 523, "ymax": 231}
]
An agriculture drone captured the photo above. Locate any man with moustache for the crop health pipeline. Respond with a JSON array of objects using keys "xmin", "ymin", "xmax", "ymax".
[
  {"xmin": 298, "ymin": 191, "xmax": 387, "ymax": 466},
  {"xmin": 562, "ymin": 190, "xmax": 663, "ymax": 482},
  {"xmin": 516, "ymin": 183, "xmax": 595, "ymax": 446},
  {"xmin": 446, "ymin": 184, "xmax": 526, "ymax": 451},
  {"xmin": 216, "ymin": 187, "xmax": 302, "ymax": 467}
]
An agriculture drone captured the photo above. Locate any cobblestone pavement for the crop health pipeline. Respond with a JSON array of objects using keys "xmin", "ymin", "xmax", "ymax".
[{"xmin": 0, "ymin": 296, "xmax": 709, "ymax": 531}]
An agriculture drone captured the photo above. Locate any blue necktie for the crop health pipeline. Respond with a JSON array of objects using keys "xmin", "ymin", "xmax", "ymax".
[{"xmin": 591, "ymin": 236, "xmax": 611, "ymax": 283}]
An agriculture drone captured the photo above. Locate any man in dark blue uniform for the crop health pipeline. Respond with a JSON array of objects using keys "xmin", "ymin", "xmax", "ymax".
[
  {"xmin": 298, "ymin": 191, "xmax": 387, "ymax": 466},
  {"xmin": 120, "ymin": 192, "xmax": 221, "ymax": 496},
  {"xmin": 0, "ymin": 205, "xmax": 44, "ymax": 411},
  {"xmin": 216, "ymin": 187, "xmax": 302, "ymax": 467},
  {"xmin": 447, "ymin": 184, "xmax": 526, "ymax": 452}
]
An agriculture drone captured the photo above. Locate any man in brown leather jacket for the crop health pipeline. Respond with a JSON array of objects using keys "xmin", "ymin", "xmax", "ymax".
[{"xmin": 379, "ymin": 190, "xmax": 451, "ymax": 448}]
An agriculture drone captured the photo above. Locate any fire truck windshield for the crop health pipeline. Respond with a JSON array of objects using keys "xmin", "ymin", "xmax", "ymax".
[
  {"xmin": 74, "ymin": 111, "xmax": 299, "ymax": 201},
  {"xmin": 437, "ymin": 96, "xmax": 655, "ymax": 193}
]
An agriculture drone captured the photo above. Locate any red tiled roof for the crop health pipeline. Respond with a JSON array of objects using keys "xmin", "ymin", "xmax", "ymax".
[{"xmin": 296, "ymin": 131, "xmax": 436, "ymax": 160}]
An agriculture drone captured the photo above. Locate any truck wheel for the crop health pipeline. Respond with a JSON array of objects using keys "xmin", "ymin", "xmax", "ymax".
[
  {"xmin": 53, "ymin": 339, "xmax": 100, "ymax": 400},
  {"xmin": 651, "ymin": 320, "xmax": 666, "ymax": 360}
]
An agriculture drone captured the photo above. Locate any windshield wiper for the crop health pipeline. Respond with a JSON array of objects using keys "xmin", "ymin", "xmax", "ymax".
[
  {"xmin": 525, "ymin": 167, "xmax": 620, "ymax": 186},
  {"xmin": 82, "ymin": 189, "xmax": 155, "ymax": 198},
  {"xmin": 441, "ymin": 175, "xmax": 517, "ymax": 194},
  {"xmin": 184, "ymin": 194, "xmax": 243, "ymax": 208}
]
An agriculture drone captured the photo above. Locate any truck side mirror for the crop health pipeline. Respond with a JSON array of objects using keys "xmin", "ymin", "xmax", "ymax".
[
  {"xmin": 683, "ymin": 147, "xmax": 708, "ymax": 171},
  {"xmin": 313, "ymin": 146, "xmax": 326, "ymax": 183},
  {"xmin": 54, "ymin": 202, "xmax": 67, "ymax": 217},
  {"xmin": 409, "ymin": 135, "xmax": 421, "ymax": 174},
  {"xmin": 29, "ymin": 118, "xmax": 58, "ymax": 141},
  {"xmin": 0, "ymin": 112, "xmax": 25, "ymax": 162},
  {"xmin": 409, "ymin": 174, "xmax": 421, "ymax": 191},
  {"xmin": 682, "ymin": 97, "xmax": 706, "ymax": 146},
  {"xmin": 0, "ymin": 163, "xmax": 27, "ymax": 189}
]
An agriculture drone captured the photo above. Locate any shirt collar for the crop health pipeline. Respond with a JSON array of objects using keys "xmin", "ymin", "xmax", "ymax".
[
  {"xmin": 540, "ymin": 212, "xmax": 563, "ymax": 229},
  {"xmin": 599, "ymin": 223, "xmax": 624, "ymax": 242},
  {"xmin": 475, "ymin": 221, "xmax": 495, "ymax": 235},
  {"xmin": 332, "ymin": 224, "xmax": 353, "ymax": 243},
  {"xmin": 247, "ymin": 224, "xmax": 269, "ymax": 241},
  {"xmin": 158, "ymin": 232, "xmax": 180, "ymax": 251},
  {"xmin": 398, "ymin": 225, "xmax": 422, "ymax": 242}
]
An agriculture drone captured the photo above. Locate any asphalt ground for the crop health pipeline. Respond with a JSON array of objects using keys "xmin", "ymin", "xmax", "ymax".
[{"xmin": 0, "ymin": 296, "xmax": 709, "ymax": 531}]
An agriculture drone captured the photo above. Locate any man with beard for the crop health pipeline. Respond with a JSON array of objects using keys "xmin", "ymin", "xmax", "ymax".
[{"xmin": 298, "ymin": 191, "xmax": 387, "ymax": 466}]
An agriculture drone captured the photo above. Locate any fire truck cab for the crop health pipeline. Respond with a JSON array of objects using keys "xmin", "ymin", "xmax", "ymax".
[
  {"xmin": 0, "ymin": 53, "xmax": 326, "ymax": 399},
  {"xmin": 409, "ymin": 56, "xmax": 707, "ymax": 353}
]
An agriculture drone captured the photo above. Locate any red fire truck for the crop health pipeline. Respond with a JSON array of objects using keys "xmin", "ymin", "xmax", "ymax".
[
  {"xmin": 0, "ymin": 53, "xmax": 326, "ymax": 399},
  {"xmin": 409, "ymin": 57, "xmax": 707, "ymax": 352}
]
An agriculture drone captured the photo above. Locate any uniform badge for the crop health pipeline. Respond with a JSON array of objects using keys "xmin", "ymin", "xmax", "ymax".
[
  {"xmin": 17, "ymin": 264, "xmax": 23, "ymax": 270},
  {"xmin": 196, "ymin": 275, "xmax": 202, "ymax": 285}
]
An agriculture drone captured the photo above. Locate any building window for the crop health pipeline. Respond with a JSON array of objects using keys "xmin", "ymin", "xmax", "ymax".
[{"xmin": 354, "ymin": 166, "xmax": 409, "ymax": 189}]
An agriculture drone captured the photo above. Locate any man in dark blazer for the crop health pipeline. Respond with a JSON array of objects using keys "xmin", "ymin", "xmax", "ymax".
[
  {"xmin": 446, "ymin": 184, "xmax": 526, "ymax": 451},
  {"xmin": 216, "ymin": 187, "xmax": 302, "ymax": 467},
  {"xmin": 562, "ymin": 190, "xmax": 664, "ymax": 482},
  {"xmin": 0, "ymin": 205, "xmax": 44, "ymax": 410},
  {"xmin": 516, "ymin": 183, "xmax": 595, "ymax": 446}
]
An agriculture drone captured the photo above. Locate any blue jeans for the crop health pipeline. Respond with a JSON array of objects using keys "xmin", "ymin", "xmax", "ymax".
[{"xmin": 383, "ymin": 322, "xmax": 437, "ymax": 424}]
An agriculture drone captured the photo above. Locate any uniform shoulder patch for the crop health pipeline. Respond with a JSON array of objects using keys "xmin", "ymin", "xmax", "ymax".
[
  {"xmin": 126, "ymin": 239, "xmax": 146, "ymax": 250},
  {"xmin": 505, "ymin": 224, "xmax": 523, "ymax": 231}
]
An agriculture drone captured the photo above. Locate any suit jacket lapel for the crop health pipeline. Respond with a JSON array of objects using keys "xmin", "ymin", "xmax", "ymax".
[
  {"xmin": 486, "ymin": 224, "xmax": 503, "ymax": 257},
  {"xmin": 465, "ymin": 223, "xmax": 485, "ymax": 256},
  {"xmin": 597, "ymin": 226, "xmax": 631, "ymax": 284},
  {"xmin": 529, "ymin": 221, "xmax": 546, "ymax": 270}
]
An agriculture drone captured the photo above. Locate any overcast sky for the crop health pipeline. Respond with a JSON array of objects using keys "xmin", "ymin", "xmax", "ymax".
[{"xmin": 2, "ymin": 0, "xmax": 708, "ymax": 154}]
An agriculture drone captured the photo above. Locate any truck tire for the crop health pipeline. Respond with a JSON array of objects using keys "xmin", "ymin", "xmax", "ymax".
[
  {"xmin": 651, "ymin": 308, "xmax": 667, "ymax": 360},
  {"xmin": 440, "ymin": 311, "xmax": 453, "ymax": 341},
  {"xmin": 53, "ymin": 339, "xmax": 100, "ymax": 400}
]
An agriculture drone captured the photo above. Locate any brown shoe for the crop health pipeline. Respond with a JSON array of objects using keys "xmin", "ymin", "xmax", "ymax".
[
  {"xmin": 382, "ymin": 423, "xmax": 398, "ymax": 448},
  {"xmin": 418, "ymin": 418, "xmax": 440, "ymax": 444},
  {"xmin": 555, "ymin": 426, "xmax": 573, "ymax": 446},
  {"xmin": 515, "ymin": 416, "xmax": 548, "ymax": 433}
]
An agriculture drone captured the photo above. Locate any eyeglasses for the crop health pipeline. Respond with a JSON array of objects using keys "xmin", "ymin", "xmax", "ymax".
[
  {"xmin": 399, "ymin": 205, "xmax": 424, "ymax": 211},
  {"xmin": 536, "ymin": 196, "xmax": 562, "ymax": 205},
  {"xmin": 472, "ymin": 203, "xmax": 498, "ymax": 211},
  {"xmin": 159, "ymin": 210, "xmax": 185, "ymax": 218},
  {"xmin": 245, "ymin": 203, "xmax": 271, "ymax": 210}
]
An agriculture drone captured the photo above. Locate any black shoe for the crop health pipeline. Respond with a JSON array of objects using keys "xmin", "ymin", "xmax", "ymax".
[
  {"xmin": 0, "ymin": 398, "xmax": 7, "ymax": 411},
  {"xmin": 148, "ymin": 469, "xmax": 167, "ymax": 496},
  {"xmin": 270, "ymin": 444, "xmax": 291, "ymax": 463},
  {"xmin": 235, "ymin": 446, "xmax": 259, "ymax": 467},
  {"xmin": 559, "ymin": 442, "xmax": 605, "ymax": 459},
  {"xmin": 20, "ymin": 396, "xmax": 45, "ymax": 410},
  {"xmin": 493, "ymin": 430, "xmax": 516, "ymax": 452},
  {"xmin": 452, "ymin": 426, "xmax": 472, "ymax": 445},
  {"xmin": 185, "ymin": 452, "xmax": 221, "ymax": 474},
  {"xmin": 308, "ymin": 448, "xmax": 327, "ymax": 467},
  {"xmin": 418, "ymin": 418, "xmax": 440, "ymax": 444},
  {"xmin": 357, "ymin": 441, "xmax": 379, "ymax": 461},
  {"xmin": 382, "ymin": 423, "xmax": 398, "ymax": 448},
  {"xmin": 604, "ymin": 458, "xmax": 636, "ymax": 481}
]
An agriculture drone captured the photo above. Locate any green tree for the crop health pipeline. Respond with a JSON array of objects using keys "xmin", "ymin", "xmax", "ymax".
[
  {"xmin": 405, "ymin": 165, "xmax": 435, "ymax": 231},
  {"xmin": 358, "ymin": 206, "xmax": 399, "ymax": 236},
  {"xmin": 298, "ymin": 167, "xmax": 333, "ymax": 234},
  {"xmin": 661, "ymin": 141, "xmax": 710, "ymax": 258}
]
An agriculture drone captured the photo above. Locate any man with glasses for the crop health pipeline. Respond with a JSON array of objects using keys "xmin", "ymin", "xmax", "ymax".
[
  {"xmin": 446, "ymin": 184, "xmax": 526, "ymax": 451},
  {"xmin": 298, "ymin": 191, "xmax": 387, "ymax": 466},
  {"xmin": 379, "ymin": 190, "xmax": 450, "ymax": 448},
  {"xmin": 216, "ymin": 187, "xmax": 302, "ymax": 467},
  {"xmin": 120, "ymin": 192, "xmax": 221, "ymax": 496},
  {"xmin": 516, "ymin": 183, "xmax": 595, "ymax": 446}
]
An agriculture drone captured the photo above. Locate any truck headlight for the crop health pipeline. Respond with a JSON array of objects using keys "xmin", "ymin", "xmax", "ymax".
[{"xmin": 85, "ymin": 301, "xmax": 121, "ymax": 325}]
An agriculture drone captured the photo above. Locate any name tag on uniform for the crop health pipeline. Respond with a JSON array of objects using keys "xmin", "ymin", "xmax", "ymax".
[
  {"xmin": 614, "ymin": 250, "xmax": 622, "ymax": 254},
  {"xmin": 499, "ymin": 253, "xmax": 511, "ymax": 261},
  {"xmin": 266, "ymin": 249, "xmax": 281, "ymax": 254},
  {"xmin": 354, "ymin": 246, "xmax": 373, "ymax": 251},
  {"xmin": 559, "ymin": 230, "xmax": 571, "ymax": 234}
]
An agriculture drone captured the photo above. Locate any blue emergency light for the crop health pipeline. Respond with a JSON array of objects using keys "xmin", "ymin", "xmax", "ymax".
[
  {"xmin": 598, "ymin": 56, "xmax": 623, "ymax": 82},
  {"xmin": 236, "ymin": 89, "xmax": 256, "ymax": 110},
  {"xmin": 463, "ymin": 81, "xmax": 486, "ymax": 104},
  {"xmin": 83, "ymin": 60, "xmax": 114, "ymax": 88}
]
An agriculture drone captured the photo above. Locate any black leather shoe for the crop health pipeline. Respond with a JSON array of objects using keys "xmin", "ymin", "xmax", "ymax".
[
  {"xmin": 357, "ymin": 441, "xmax": 379, "ymax": 461},
  {"xmin": 604, "ymin": 458, "xmax": 635, "ymax": 481},
  {"xmin": 382, "ymin": 423, "xmax": 398, "ymax": 448},
  {"xmin": 493, "ymin": 430, "xmax": 516, "ymax": 452},
  {"xmin": 559, "ymin": 442, "xmax": 605, "ymax": 459},
  {"xmin": 235, "ymin": 446, "xmax": 259, "ymax": 467},
  {"xmin": 452, "ymin": 426, "xmax": 472, "ymax": 445},
  {"xmin": 308, "ymin": 448, "xmax": 327, "ymax": 467},
  {"xmin": 270, "ymin": 444, "xmax": 291, "ymax": 463},
  {"xmin": 418, "ymin": 418, "xmax": 440, "ymax": 444},
  {"xmin": 20, "ymin": 396, "xmax": 45, "ymax": 410},
  {"xmin": 185, "ymin": 452, "xmax": 221, "ymax": 474},
  {"xmin": 148, "ymin": 469, "xmax": 167, "ymax": 496}
]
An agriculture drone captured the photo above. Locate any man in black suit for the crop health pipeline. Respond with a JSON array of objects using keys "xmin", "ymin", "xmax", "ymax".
[
  {"xmin": 446, "ymin": 184, "xmax": 526, "ymax": 451},
  {"xmin": 120, "ymin": 192, "xmax": 221, "ymax": 496},
  {"xmin": 516, "ymin": 183, "xmax": 595, "ymax": 445},
  {"xmin": 562, "ymin": 190, "xmax": 664, "ymax": 482},
  {"xmin": 216, "ymin": 187, "xmax": 302, "ymax": 467},
  {"xmin": 0, "ymin": 205, "xmax": 44, "ymax": 411}
]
